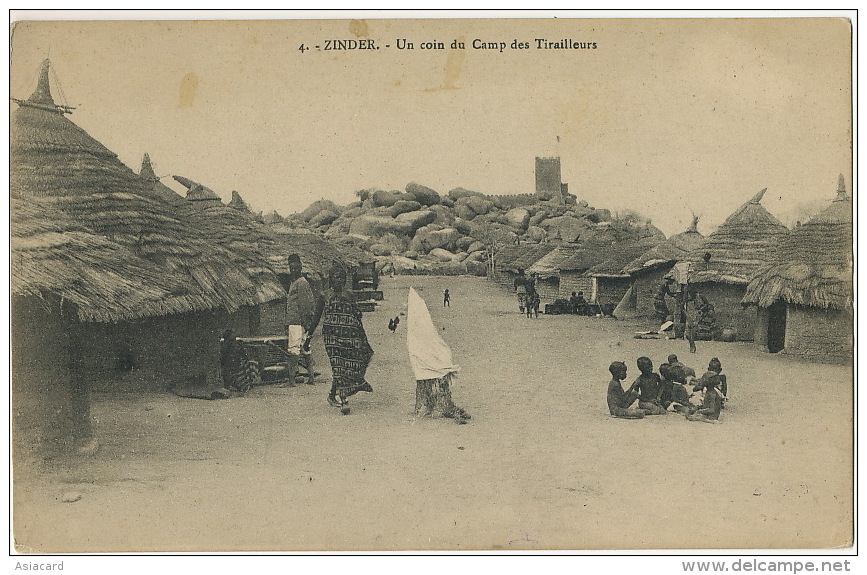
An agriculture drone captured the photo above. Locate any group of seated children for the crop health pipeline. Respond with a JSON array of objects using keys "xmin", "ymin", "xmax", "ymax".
[{"xmin": 606, "ymin": 354, "xmax": 727, "ymax": 423}]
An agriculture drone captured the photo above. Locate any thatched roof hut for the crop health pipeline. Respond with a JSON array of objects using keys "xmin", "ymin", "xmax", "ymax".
[
  {"xmin": 623, "ymin": 216, "xmax": 705, "ymax": 276},
  {"xmin": 744, "ymin": 178, "xmax": 852, "ymax": 310},
  {"xmin": 11, "ymin": 60, "xmax": 284, "ymax": 315},
  {"xmin": 683, "ymin": 189, "xmax": 790, "ymax": 284},
  {"xmin": 676, "ymin": 189, "xmax": 790, "ymax": 341},
  {"xmin": 616, "ymin": 217, "xmax": 706, "ymax": 319},
  {"xmin": 743, "ymin": 177, "xmax": 853, "ymax": 361}
]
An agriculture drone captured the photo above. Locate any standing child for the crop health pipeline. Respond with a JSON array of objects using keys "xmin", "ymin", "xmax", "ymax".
[
  {"xmin": 606, "ymin": 361, "xmax": 648, "ymax": 419},
  {"xmin": 633, "ymin": 356, "xmax": 667, "ymax": 415},
  {"xmin": 443, "ymin": 288, "xmax": 450, "ymax": 307}
]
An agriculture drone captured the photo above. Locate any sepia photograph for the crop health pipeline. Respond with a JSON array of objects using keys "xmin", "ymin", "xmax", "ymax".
[{"xmin": 8, "ymin": 10, "xmax": 856, "ymax": 560}]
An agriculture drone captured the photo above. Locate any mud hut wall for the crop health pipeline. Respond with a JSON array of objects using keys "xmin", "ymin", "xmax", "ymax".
[
  {"xmin": 594, "ymin": 277, "xmax": 632, "ymax": 306},
  {"xmin": 11, "ymin": 296, "xmax": 82, "ymax": 461},
  {"xmin": 631, "ymin": 266, "xmax": 675, "ymax": 318},
  {"xmin": 492, "ymin": 270, "xmax": 519, "ymax": 293},
  {"xmin": 70, "ymin": 310, "xmax": 230, "ymax": 392},
  {"xmin": 224, "ymin": 302, "xmax": 288, "ymax": 338},
  {"xmin": 534, "ymin": 276, "xmax": 560, "ymax": 301},
  {"xmin": 559, "ymin": 272, "xmax": 593, "ymax": 301},
  {"xmin": 781, "ymin": 305, "xmax": 853, "ymax": 362},
  {"xmin": 255, "ymin": 299, "xmax": 289, "ymax": 336},
  {"xmin": 692, "ymin": 282, "xmax": 755, "ymax": 341},
  {"xmin": 753, "ymin": 307, "xmax": 770, "ymax": 350}
]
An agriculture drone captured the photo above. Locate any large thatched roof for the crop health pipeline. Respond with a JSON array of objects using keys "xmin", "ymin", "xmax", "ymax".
[
  {"xmin": 10, "ymin": 61, "xmax": 284, "ymax": 319},
  {"xmin": 683, "ymin": 189, "xmax": 790, "ymax": 284},
  {"xmin": 623, "ymin": 217, "xmax": 705, "ymax": 275},
  {"xmin": 586, "ymin": 237, "xmax": 665, "ymax": 278},
  {"xmin": 494, "ymin": 243, "xmax": 557, "ymax": 274},
  {"xmin": 11, "ymin": 195, "xmax": 206, "ymax": 323},
  {"xmin": 744, "ymin": 177, "xmax": 853, "ymax": 310},
  {"xmin": 171, "ymin": 175, "xmax": 369, "ymax": 278}
]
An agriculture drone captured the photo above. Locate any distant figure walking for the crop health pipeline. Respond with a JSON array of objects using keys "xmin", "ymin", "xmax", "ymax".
[
  {"xmin": 526, "ymin": 289, "xmax": 540, "ymax": 319},
  {"xmin": 514, "ymin": 269, "xmax": 529, "ymax": 313},
  {"xmin": 388, "ymin": 315, "xmax": 400, "ymax": 334},
  {"xmin": 443, "ymin": 288, "xmax": 450, "ymax": 307}
]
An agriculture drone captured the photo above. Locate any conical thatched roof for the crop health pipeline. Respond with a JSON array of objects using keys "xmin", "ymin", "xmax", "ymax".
[
  {"xmin": 623, "ymin": 216, "xmax": 705, "ymax": 275},
  {"xmin": 229, "ymin": 190, "xmax": 253, "ymax": 213},
  {"xmin": 11, "ymin": 62, "xmax": 284, "ymax": 318},
  {"xmin": 11, "ymin": 195, "xmax": 206, "ymax": 323},
  {"xmin": 744, "ymin": 177, "xmax": 853, "ymax": 310},
  {"xmin": 683, "ymin": 189, "xmax": 790, "ymax": 284},
  {"xmin": 139, "ymin": 153, "xmax": 185, "ymax": 204}
]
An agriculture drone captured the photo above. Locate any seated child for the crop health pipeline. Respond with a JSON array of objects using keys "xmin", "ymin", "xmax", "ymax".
[
  {"xmin": 633, "ymin": 356, "xmax": 667, "ymax": 415},
  {"xmin": 695, "ymin": 357, "xmax": 727, "ymax": 404},
  {"xmin": 685, "ymin": 361, "xmax": 724, "ymax": 423},
  {"xmin": 658, "ymin": 363, "xmax": 692, "ymax": 412},
  {"xmin": 606, "ymin": 361, "xmax": 648, "ymax": 419},
  {"xmin": 667, "ymin": 354, "xmax": 697, "ymax": 383}
]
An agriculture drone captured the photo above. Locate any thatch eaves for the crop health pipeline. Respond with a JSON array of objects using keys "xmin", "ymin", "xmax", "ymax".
[
  {"xmin": 744, "ymin": 178, "xmax": 853, "ymax": 310},
  {"xmin": 11, "ymin": 195, "xmax": 211, "ymax": 323},
  {"xmin": 683, "ymin": 189, "xmax": 790, "ymax": 284}
]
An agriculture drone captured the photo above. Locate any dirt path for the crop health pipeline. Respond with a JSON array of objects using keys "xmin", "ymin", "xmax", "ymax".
[{"xmin": 13, "ymin": 275, "xmax": 853, "ymax": 552}]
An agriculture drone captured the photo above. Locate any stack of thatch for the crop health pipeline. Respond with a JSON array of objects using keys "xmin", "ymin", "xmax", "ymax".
[
  {"xmin": 744, "ymin": 178, "xmax": 852, "ymax": 310},
  {"xmin": 11, "ymin": 61, "xmax": 284, "ymax": 318},
  {"xmin": 683, "ymin": 189, "xmax": 790, "ymax": 284}
]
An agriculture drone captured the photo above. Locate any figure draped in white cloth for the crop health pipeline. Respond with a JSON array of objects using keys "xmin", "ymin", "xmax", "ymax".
[{"xmin": 407, "ymin": 288, "xmax": 471, "ymax": 424}]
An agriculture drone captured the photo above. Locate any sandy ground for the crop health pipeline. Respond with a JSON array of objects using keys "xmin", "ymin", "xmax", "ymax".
[{"xmin": 12, "ymin": 275, "xmax": 853, "ymax": 552}]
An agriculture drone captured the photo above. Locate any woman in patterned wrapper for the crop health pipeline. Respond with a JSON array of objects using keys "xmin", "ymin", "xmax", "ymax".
[{"xmin": 323, "ymin": 264, "xmax": 374, "ymax": 415}]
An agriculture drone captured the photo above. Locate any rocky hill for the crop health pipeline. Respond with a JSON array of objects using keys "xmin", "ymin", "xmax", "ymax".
[{"xmin": 270, "ymin": 183, "xmax": 665, "ymax": 275}]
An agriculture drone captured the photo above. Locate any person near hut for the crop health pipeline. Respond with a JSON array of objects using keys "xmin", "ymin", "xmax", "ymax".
[
  {"xmin": 683, "ymin": 289, "xmax": 707, "ymax": 354},
  {"xmin": 606, "ymin": 361, "xmax": 647, "ymax": 419},
  {"xmin": 695, "ymin": 300, "xmax": 718, "ymax": 341},
  {"xmin": 407, "ymin": 287, "xmax": 470, "ymax": 424},
  {"xmin": 654, "ymin": 277, "xmax": 678, "ymax": 322},
  {"xmin": 219, "ymin": 329, "xmax": 261, "ymax": 393},
  {"xmin": 443, "ymin": 288, "xmax": 451, "ymax": 307},
  {"xmin": 685, "ymin": 359, "xmax": 725, "ymax": 423},
  {"xmin": 323, "ymin": 264, "xmax": 374, "ymax": 414},
  {"xmin": 570, "ymin": 291, "xmax": 589, "ymax": 315},
  {"xmin": 514, "ymin": 269, "xmax": 529, "ymax": 313},
  {"xmin": 526, "ymin": 288, "xmax": 541, "ymax": 319},
  {"xmin": 633, "ymin": 356, "xmax": 667, "ymax": 415},
  {"xmin": 283, "ymin": 254, "xmax": 317, "ymax": 387}
]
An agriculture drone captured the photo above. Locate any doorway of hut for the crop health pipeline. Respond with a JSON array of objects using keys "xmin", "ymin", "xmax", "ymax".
[{"xmin": 767, "ymin": 299, "xmax": 787, "ymax": 353}]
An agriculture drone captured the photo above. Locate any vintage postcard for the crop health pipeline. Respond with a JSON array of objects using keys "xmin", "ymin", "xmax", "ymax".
[{"xmin": 9, "ymin": 11, "xmax": 855, "ymax": 561}]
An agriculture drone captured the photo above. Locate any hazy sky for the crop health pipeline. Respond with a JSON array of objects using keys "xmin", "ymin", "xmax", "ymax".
[{"xmin": 10, "ymin": 15, "xmax": 852, "ymax": 236}]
